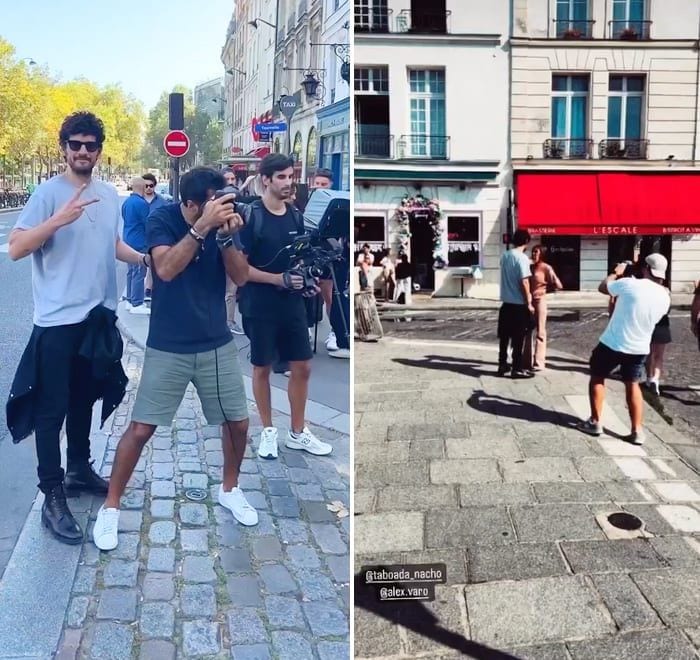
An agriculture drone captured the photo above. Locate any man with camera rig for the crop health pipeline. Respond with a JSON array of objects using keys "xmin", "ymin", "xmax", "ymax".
[
  {"xmin": 236, "ymin": 154, "xmax": 333, "ymax": 460},
  {"xmin": 93, "ymin": 167, "xmax": 255, "ymax": 551}
]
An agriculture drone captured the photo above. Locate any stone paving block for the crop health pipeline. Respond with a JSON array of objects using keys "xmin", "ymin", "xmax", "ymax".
[
  {"xmin": 354, "ymin": 489, "xmax": 375, "ymax": 514},
  {"xmin": 561, "ymin": 540, "xmax": 665, "ymax": 573},
  {"xmin": 271, "ymin": 631, "xmax": 314, "ymax": 660},
  {"xmin": 182, "ymin": 620, "xmax": 220, "ymax": 656},
  {"xmin": 259, "ymin": 460, "xmax": 289, "ymax": 479},
  {"xmin": 466, "ymin": 575, "xmax": 615, "ymax": 647},
  {"xmin": 685, "ymin": 628, "xmax": 700, "ymax": 648},
  {"xmin": 147, "ymin": 547, "xmax": 175, "ymax": 572},
  {"xmin": 277, "ymin": 519, "xmax": 310, "ymax": 545},
  {"xmin": 140, "ymin": 602, "xmax": 174, "ymax": 638},
  {"xmin": 299, "ymin": 499, "xmax": 337, "ymax": 522},
  {"xmin": 377, "ymin": 485, "xmax": 458, "ymax": 511},
  {"xmin": 355, "ymin": 512, "xmax": 423, "ymax": 554},
  {"xmin": 150, "ymin": 499, "xmax": 175, "ymax": 519},
  {"xmin": 567, "ymin": 630, "xmax": 698, "ymax": 660},
  {"xmin": 239, "ymin": 473, "xmax": 263, "ymax": 490},
  {"xmin": 96, "ymin": 589, "xmax": 138, "ymax": 621},
  {"xmin": 353, "ymin": 605, "xmax": 402, "ymax": 658},
  {"xmin": 270, "ymin": 496, "xmax": 301, "ymax": 518},
  {"xmin": 151, "ymin": 480, "xmax": 175, "ymax": 498},
  {"xmin": 220, "ymin": 547, "xmax": 252, "ymax": 574},
  {"xmin": 311, "ymin": 522, "xmax": 348, "ymax": 554},
  {"xmin": 650, "ymin": 481, "xmax": 700, "ymax": 503},
  {"xmin": 73, "ymin": 566, "xmax": 97, "ymax": 594},
  {"xmin": 302, "ymin": 601, "xmax": 349, "ymax": 636},
  {"xmin": 317, "ymin": 642, "xmax": 351, "ymax": 660},
  {"xmin": 409, "ymin": 438, "xmax": 446, "ymax": 459},
  {"xmin": 354, "ymin": 460, "xmax": 428, "ymax": 488},
  {"xmin": 246, "ymin": 510, "xmax": 277, "ymax": 536},
  {"xmin": 121, "ymin": 489, "xmax": 145, "ymax": 509},
  {"xmin": 430, "ymin": 458, "xmax": 501, "ymax": 484},
  {"xmin": 459, "ymin": 482, "xmax": 534, "ymax": 506},
  {"xmin": 501, "ymin": 644, "xmax": 570, "ymax": 660},
  {"xmin": 228, "ymin": 608, "xmax": 268, "ymax": 645},
  {"xmin": 533, "ymin": 482, "xmax": 611, "ymax": 504},
  {"xmin": 267, "ymin": 479, "xmax": 293, "ymax": 496},
  {"xmin": 139, "ymin": 640, "xmax": 176, "ymax": 660},
  {"xmin": 150, "ymin": 449, "xmax": 173, "ymax": 463},
  {"xmin": 259, "ymin": 564, "xmax": 297, "ymax": 594},
  {"xmin": 206, "ymin": 451, "xmax": 224, "ymax": 467},
  {"xmin": 469, "ymin": 543, "xmax": 568, "ymax": 583},
  {"xmin": 181, "ymin": 529, "xmax": 209, "ymax": 553},
  {"xmin": 292, "ymin": 483, "xmax": 325, "ymax": 501},
  {"xmin": 252, "ymin": 536, "xmax": 283, "ymax": 561},
  {"xmin": 511, "ymin": 504, "xmax": 606, "ymax": 542},
  {"xmin": 180, "ymin": 503, "xmax": 209, "ymax": 526},
  {"xmin": 575, "ymin": 457, "xmax": 626, "ymax": 482},
  {"xmin": 181, "ymin": 584, "xmax": 217, "ymax": 617},
  {"xmin": 591, "ymin": 574, "xmax": 662, "ymax": 631},
  {"xmin": 265, "ymin": 595, "xmax": 306, "ymax": 629},
  {"xmin": 656, "ymin": 504, "xmax": 700, "ymax": 532},
  {"xmin": 403, "ymin": 548, "xmax": 468, "ymax": 586},
  {"xmin": 227, "ymin": 576, "xmax": 263, "ymax": 607},
  {"xmin": 217, "ymin": 521, "xmax": 246, "ymax": 547},
  {"xmin": 445, "ymin": 436, "xmax": 521, "ymax": 459},
  {"xmin": 649, "ymin": 536, "xmax": 700, "ymax": 567},
  {"xmin": 426, "ymin": 507, "xmax": 514, "ymax": 548},
  {"xmin": 325, "ymin": 555, "xmax": 350, "ymax": 583},
  {"xmin": 182, "ymin": 472, "xmax": 209, "ymax": 489},
  {"xmin": 103, "ymin": 559, "xmax": 139, "ymax": 587},
  {"xmin": 90, "ymin": 622, "xmax": 134, "ymax": 660},
  {"xmin": 148, "ymin": 521, "xmax": 176, "ymax": 544},
  {"xmin": 518, "ymin": 435, "xmax": 600, "ymax": 458},
  {"xmin": 502, "ymin": 457, "xmax": 582, "ymax": 483},
  {"xmin": 117, "ymin": 509, "xmax": 143, "ymax": 533},
  {"xmin": 295, "ymin": 568, "xmax": 337, "ymax": 602},
  {"xmin": 152, "ymin": 437, "xmax": 172, "ymax": 451},
  {"xmin": 183, "ymin": 556, "xmax": 217, "ymax": 583},
  {"xmin": 621, "ymin": 504, "xmax": 679, "ymax": 535},
  {"xmin": 602, "ymin": 481, "xmax": 655, "ymax": 502},
  {"xmin": 631, "ymin": 569, "xmax": 700, "ymax": 627},
  {"xmin": 66, "ymin": 596, "xmax": 89, "ymax": 628},
  {"xmin": 81, "ymin": 543, "xmax": 101, "ymax": 566},
  {"xmin": 142, "ymin": 573, "xmax": 175, "ymax": 601},
  {"xmin": 231, "ymin": 645, "xmax": 272, "ymax": 660},
  {"xmin": 151, "ymin": 463, "xmax": 174, "ymax": 480}
]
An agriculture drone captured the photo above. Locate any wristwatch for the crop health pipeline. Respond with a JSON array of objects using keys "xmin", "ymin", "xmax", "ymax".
[{"xmin": 216, "ymin": 233, "xmax": 243, "ymax": 251}]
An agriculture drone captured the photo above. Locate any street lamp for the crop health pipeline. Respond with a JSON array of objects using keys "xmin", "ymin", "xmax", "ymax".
[
  {"xmin": 226, "ymin": 67, "xmax": 247, "ymax": 77},
  {"xmin": 248, "ymin": 18, "xmax": 276, "ymax": 29},
  {"xmin": 20, "ymin": 57, "xmax": 36, "ymax": 66},
  {"xmin": 300, "ymin": 72, "xmax": 322, "ymax": 100}
]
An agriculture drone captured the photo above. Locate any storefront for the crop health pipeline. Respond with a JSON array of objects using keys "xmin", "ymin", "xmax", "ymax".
[
  {"xmin": 514, "ymin": 171, "xmax": 700, "ymax": 293},
  {"xmin": 316, "ymin": 97, "xmax": 350, "ymax": 190}
]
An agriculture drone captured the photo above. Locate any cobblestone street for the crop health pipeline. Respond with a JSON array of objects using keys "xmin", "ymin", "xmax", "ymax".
[{"xmin": 54, "ymin": 340, "xmax": 350, "ymax": 660}]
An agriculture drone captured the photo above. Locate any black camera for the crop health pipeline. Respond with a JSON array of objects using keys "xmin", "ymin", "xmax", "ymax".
[
  {"xmin": 213, "ymin": 186, "xmax": 245, "ymax": 218},
  {"xmin": 286, "ymin": 233, "xmax": 344, "ymax": 295}
]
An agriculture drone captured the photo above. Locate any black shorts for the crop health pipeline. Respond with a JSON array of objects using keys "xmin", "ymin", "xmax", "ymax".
[
  {"xmin": 243, "ymin": 314, "xmax": 313, "ymax": 367},
  {"xmin": 589, "ymin": 343, "xmax": 646, "ymax": 383},
  {"xmin": 651, "ymin": 324, "xmax": 672, "ymax": 345}
]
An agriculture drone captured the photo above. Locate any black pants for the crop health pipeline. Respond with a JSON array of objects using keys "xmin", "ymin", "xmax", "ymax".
[
  {"xmin": 498, "ymin": 303, "xmax": 530, "ymax": 372},
  {"xmin": 33, "ymin": 322, "xmax": 96, "ymax": 492},
  {"xmin": 329, "ymin": 259, "xmax": 350, "ymax": 350}
]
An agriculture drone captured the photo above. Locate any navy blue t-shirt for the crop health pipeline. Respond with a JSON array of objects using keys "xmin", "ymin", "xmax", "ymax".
[{"xmin": 146, "ymin": 203, "xmax": 231, "ymax": 354}]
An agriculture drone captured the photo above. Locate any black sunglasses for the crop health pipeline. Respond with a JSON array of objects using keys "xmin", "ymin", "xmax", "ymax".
[
  {"xmin": 144, "ymin": 183, "xmax": 155, "ymax": 188},
  {"xmin": 66, "ymin": 139, "xmax": 100, "ymax": 153}
]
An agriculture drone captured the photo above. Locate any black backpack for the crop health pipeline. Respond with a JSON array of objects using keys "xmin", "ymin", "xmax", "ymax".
[{"xmin": 245, "ymin": 199, "xmax": 306, "ymax": 253}]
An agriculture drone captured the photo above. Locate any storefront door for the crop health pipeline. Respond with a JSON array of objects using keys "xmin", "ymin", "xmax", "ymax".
[
  {"xmin": 541, "ymin": 236, "xmax": 581, "ymax": 290},
  {"xmin": 410, "ymin": 214, "xmax": 435, "ymax": 290}
]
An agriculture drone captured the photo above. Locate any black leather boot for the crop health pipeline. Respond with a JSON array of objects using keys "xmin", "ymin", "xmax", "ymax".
[
  {"xmin": 41, "ymin": 484, "xmax": 83, "ymax": 545},
  {"xmin": 64, "ymin": 460, "xmax": 109, "ymax": 497}
]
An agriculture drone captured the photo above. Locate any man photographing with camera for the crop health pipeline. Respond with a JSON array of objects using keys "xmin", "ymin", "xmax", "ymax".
[{"xmin": 237, "ymin": 154, "xmax": 333, "ymax": 460}]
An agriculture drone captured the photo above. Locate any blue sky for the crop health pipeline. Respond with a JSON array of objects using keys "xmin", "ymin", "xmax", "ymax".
[{"xmin": 1, "ymin": 0, "xmax": 234, "ymax": 110}]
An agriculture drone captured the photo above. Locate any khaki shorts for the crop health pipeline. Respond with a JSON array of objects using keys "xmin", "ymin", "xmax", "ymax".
[{"xmin": 132, "ymin": 340, "xmax": 249, "ymax": 427}]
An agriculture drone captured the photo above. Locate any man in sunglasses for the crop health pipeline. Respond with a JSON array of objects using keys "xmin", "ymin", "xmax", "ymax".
[{"xmin": 6, "ymin": 111, "xmax": 148, "ymax": 545}]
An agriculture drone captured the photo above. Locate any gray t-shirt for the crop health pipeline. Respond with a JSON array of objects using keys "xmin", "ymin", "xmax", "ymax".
[
  {"xmin": 500, "ymin": 248, "xmax": 531, "ymax": 305},
  {"xmin": 15, "ymin": 175, "xmax": 120, "ymax": 327}
]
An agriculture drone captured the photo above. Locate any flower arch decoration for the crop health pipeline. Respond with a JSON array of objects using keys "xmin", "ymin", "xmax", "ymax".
[{"xmin": 392, "ymin": 193, "xmax": 447, "ymax": 268}]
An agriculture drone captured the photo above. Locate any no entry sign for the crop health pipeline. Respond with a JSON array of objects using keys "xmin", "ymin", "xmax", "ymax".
[{"xmin": 163, "ymin": 130, "xmax": 190, "ymax": 158}]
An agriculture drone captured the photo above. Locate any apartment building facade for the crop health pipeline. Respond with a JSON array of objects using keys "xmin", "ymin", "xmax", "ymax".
[
  {"xmin": 354, "ymin": 0, "xmax": 511, "ymax": 297},
  {"xmin": 512, "ymin": 0, "xmax": 700, "ymax": 292}
]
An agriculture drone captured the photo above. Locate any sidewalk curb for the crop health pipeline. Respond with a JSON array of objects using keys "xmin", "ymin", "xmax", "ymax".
[
  {"xmin": 379, "ymin": 300, "xmax": 692, "ymax": 312},
  {"xmin": 116, "ymin": 319, "xmax": 350, "ymax": 435},
  {"xmin": 0, "ymin": 206, "xmax": 23, "ymax": 215}
]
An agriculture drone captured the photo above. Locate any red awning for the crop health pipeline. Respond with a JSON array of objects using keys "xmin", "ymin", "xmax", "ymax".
[{"xmin": 515, "ymin": 172, "xmax": 700, "ymax": 235}]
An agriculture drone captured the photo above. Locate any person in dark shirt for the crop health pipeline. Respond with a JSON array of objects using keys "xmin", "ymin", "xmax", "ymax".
[
  {"xmin": 93, "ymin": 168, "xmax": 255, "ymax": 551},
  {"xmin": 121, "ymin": 177, "xmax": 151, "ymax": 314},
  {"xmin": 237, "ymin": 154, "xmax": 333, "ymax": 460}
]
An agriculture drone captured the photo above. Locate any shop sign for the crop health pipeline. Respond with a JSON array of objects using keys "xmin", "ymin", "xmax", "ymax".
[{"xmin": 524, "ymin": 225, "xmax": 700, "ymax": 235}]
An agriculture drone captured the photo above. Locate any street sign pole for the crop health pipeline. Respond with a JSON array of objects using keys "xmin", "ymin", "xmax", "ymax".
[
  {"xmin": 169, "ymin": 93, "xmax": 184, "ymax": 200},
  {"xmin": 278, "ymin": 95, "xmax": 299, "ymax": 157},
  {"xmin": 163, "ymin": 128, "xmax": 189, "ymax": 201},
  {"xmin": 172, "ymin": 157, "xmax": 180, "ymax": 201}
]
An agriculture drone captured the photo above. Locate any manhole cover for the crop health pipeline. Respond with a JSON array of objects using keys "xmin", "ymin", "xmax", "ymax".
[
  {"xmin": 185, "ymin": 488, "xmax": 207, "ymax": 501},
  {"xmin": 607, "ymin": 512, "xmax": 643, "ymax": 531}
]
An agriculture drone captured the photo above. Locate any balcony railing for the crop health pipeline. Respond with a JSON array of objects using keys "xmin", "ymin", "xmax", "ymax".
[
  {"xmin": 397, "ymin": 135, "xmax": 450, "ymax": 160},
  {"xmin": 396, "ymin": 9, "xmax": 451, "ymax": 34},
  {"xmin": 355, "ymin": 133, "xmax": 393, "ymax": 159},
  {"xmin": 599, "ymin": 139, "xmax": 649, "ymax": 160},
  {"xmin": 354, "ymin": 7, "xmax": 391, "ymax": 33},
  {"xmin": 298, "ymin": 0, "xmax": 308, "ymax": 18},
  {"xmin": 553, "ymin": 19, "xmax": 595, "ymax": 39},
  {"xmin": 287, "ymin": 11, "xmax": 297, "ymax": 33},
  {"xmin": 543, "ymin": 138, "xmax": 593, "ymax": 159},
  {"xmin": 609, "ymin": 20, "xmax": 652, "ymax": 40}
]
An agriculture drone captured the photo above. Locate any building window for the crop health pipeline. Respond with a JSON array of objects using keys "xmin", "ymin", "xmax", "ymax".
[
  {"xmin": 551, "ymin": 75, "xmax": 589, "ymax": 157},
  {"xmin": 608, "ymin": 76, "xmax": 644, "ymax": 139},
  {"xmin": 354, "ymin": 0, "xmax": 389, "ymax": 33},
  {"xmin": 355, "ymin": 67, "xmax": 390, "ymax": 158},
  {"xmin": 611, "ymin": 0, "xmax": 648, "ymax": 38},
  {"xmin": 555, "ymin": 0, "xmax": 590, "ymax": 37},
  {"xmin": 306, "ymin": 127, "xmax": 317, "ymax": 180},
  {"xmin": 407, "ymin": 69, "xmax": 446, "ymax": 158},
  {"xmin": 354, "ymin": 216, "xmax": 386, "ymax": 263},
  {"xmin": 354, "ymin": 67, "xmax": 388, "ymax": 93},
  {"xmin": 447, "ymin": 217, "xmax": 480, "ymax": 267}
]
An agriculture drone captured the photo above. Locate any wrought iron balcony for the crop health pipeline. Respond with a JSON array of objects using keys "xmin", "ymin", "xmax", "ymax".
[
  {"xmin": 396, "ymin": 9, "xmax": 451, "ymax": 34},
  {"xmin": 397, "ymin": 135, "xmax": 450, "ymax": 160},
  {"xmin": 599, "ymin": 139, "xmax": 649, "ymax": 160},
  {"xmin": 354, "ymin": 6, "xmax": 391, "ymax": 33},
  {"xmin": 554, "ymin": 19, "xmax": 595, "ymax": 39},
  {"xmin": 543, "ymin": 138, "xmax": 593, "ymax": 159},
  {"xmin": 355, "ymin": 133, "xmax": 393, "ymax": 159},
  {"xmin": 609, "ymin": 20, "xmax": 652, "ymax": 40}
]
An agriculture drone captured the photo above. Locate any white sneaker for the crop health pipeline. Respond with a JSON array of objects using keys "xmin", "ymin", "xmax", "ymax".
[
  {"xmin": 93, "ymin": 505, "xmax": 120, "ymax": 551},
  {"xmin": 123, "ymin": 301, "xmax": 132, "ymax": 311},
  {"xmin": 130, "ymin": 305, "xmax": 150, "ymax": 315},
  {"xmin": 257, "ymin": 427, "xmax": 278, "ymax": 460},
  {"xmin": 329, "ymin": 348, "xmax": 350, "ymax": 359},
  {"xmin": 218, "ymin": 485, "xmax": 258, "ymax": 526},
  {"xmin": 285, "ymin": 427, "xmax": 333, "ymax": 456},
  {"xmin": 325, "ymin": 331, "xmax": 338, "ymax": 352}
]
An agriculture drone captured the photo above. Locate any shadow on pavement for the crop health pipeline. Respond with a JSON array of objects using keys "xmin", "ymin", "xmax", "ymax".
[
  {"xmin": 354, "ymin": 573, "xmax": 520, "ymax": 660},
  {"xmin": 660, "ymin": 385, "xmax": 700, "ymax": 407}
]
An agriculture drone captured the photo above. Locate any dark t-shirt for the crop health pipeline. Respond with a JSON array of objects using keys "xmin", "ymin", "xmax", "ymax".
[
  {"xmin": 238, "ymin": 202, "xmax": 306, "ymax": 321},
  {"xmin": 146, "ymin": 203, "xmax": 231, "ymax": 354}
]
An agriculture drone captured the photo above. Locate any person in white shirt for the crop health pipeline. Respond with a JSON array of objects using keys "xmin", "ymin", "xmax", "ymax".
[{"xmin": 578, "ymin": 253, "xmax": 670, "ymax": 445}]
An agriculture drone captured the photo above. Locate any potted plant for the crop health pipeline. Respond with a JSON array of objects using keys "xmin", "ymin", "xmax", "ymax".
[
  {"xmin": 619, "ymin": 26, "xmax": 638, "ymax": 40},
  {"xmin": 563, "ymin": 27, "xmax": 583, "ymax": 39}
]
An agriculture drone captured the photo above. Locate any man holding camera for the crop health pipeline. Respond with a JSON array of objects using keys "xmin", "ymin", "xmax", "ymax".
[
  {"xmin": 237, "ymin": 154, "xmax": 333, "ymax": 460},
  {"xmin": 93, "ymin": 168, "xmax": 254, "ymax": 551},
  {"xmin": 578, "ymin": 254, "xmax": 670, "ymax": 445}
]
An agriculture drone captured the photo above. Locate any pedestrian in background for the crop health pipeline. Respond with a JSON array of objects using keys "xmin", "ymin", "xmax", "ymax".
[
  {"xmin": 222, "ymin": 167, "xmax": 245, "ymax": 335},
  {"xmin": 6, "ymin": 111, "xmax": 148, "ymax": 545},
  {"xmin": 523, "ymin": 244, "xmax": 563, "ymax": 371},
  {"xmin": 578, "ymin": 254, "xmax": 670, "ymax": 445},
  {"xmin": 497, "ymin": 229, "xmax": 535, "ymax": 379},
  {"xmin": 380, "ymin": 250, "xmax": 395, "ymax": 300},
  {"xmin": 121, "ymin": 177, "xmax": 151, "ymax": 315},
  {"xmin": 394, "ymin": 253, "xmax": 413, "ymax": 304},
  {"xmin": 141, "ymin": 173, "xmax": 168, "ymax": 302}
]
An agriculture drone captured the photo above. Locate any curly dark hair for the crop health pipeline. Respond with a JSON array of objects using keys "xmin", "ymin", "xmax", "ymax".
[{"xmin": 59, "ymin": 111, "xmax": 106, "ymax": 148}]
